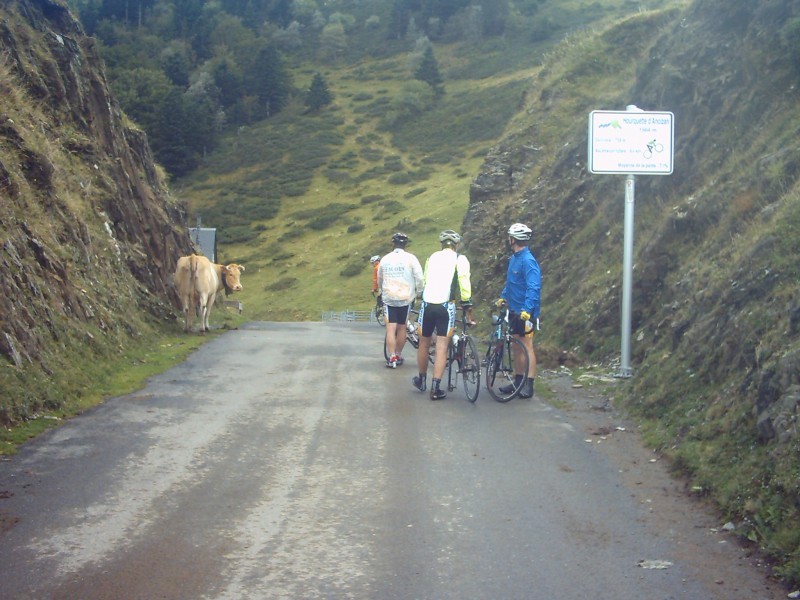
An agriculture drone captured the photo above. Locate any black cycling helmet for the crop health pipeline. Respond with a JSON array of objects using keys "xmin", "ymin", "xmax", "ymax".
[{"xmin": 391, "ymin": 232, "xmax": 409, "ymax": 247}]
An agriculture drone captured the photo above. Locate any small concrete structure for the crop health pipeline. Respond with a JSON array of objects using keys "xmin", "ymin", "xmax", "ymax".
[{"xmin": 189, "ymin": 226, "xmax": 217, "ymax": 262}]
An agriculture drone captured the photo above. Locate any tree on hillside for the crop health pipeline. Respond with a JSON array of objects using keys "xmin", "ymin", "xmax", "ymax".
[
  {"xmin": 480, "ymin": 0, "xmax": 509, "ymax": 36},
  {"xmin": 318, "ymin": 21, "xmax": 348, "ymax": 63},
  {"xmin": 305, "ymin": 72, "xmax": 333, "ymax": 112},
  {"xmin": 148, "ymin": 79, "xmax": 222, "ymax": 176},
  {"xmin": 267, "ymin": 0, "xmax": 295, "ymax": 27},
  {"xmin": 246, "ymin": 44, "xmax": 292, "ymax": 117},
  {"xmin": 150, "ymin": 89, "xmax": 204, "ymax": 176},
  {"xmin": 414, "ymin": 45, "xmax": 444, "ymax": 95},
  {"xmin": 111, "ymin": 67, "xmax": 175, "ymax": 133},
  {"xmin": 160, "ymin": 42, "xmax": 192, "ymax": 86},
  {"xmin": 208, "ymin": 55, "xmax": 245, "ymax": 110}
]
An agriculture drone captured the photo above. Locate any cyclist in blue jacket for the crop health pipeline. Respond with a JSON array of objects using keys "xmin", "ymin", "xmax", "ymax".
[{"xmin": 495, "ymin": 223, "xmax": 541, "ymax": 398}]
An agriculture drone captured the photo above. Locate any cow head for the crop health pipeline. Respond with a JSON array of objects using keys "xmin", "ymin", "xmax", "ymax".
[{"xmin": 221, "ymin": 264, "xmax": 245, "ymax": 294}]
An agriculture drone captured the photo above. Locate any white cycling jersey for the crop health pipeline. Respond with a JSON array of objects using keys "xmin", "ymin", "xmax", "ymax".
[
  {"xmin": 422, "ymin": 248, "xmax": 471, "ymax": 305},
  {"xmin": 378, "ymin": 248, "xmax": 424, "ymax": 307}
]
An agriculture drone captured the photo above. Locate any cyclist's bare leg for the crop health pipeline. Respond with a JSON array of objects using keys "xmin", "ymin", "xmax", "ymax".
[
  {"xmin": 417, "ymin": 336, "xmax": 432, "ymax": 375},
  {"xmin": 513, "ymin": 333, "xmax": 537, "ymax": 378},
  {"xmin": 432, "ymin": 334, "xmax": 451, "ymax": 381},
  {"xmin": 523, "ymin": 334, "xmax": 536, "ymax": 379},
  {"xmin": 514, "ymin": 332, "xmax": 536, "ymax": 397},
  {"xmin": 386, "ymin": 322, "xmax": 399, "ymax": 358},
  {"xmin": 395, "ymin": 324, "xmax": 408, "ymax": 357}
]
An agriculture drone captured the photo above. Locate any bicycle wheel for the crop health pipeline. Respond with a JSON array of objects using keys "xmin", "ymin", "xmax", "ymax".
[
  {"xmin": 485, "ymin": 337, "xmax": 529, "ymax": 402},
  {"xmin": 376, "ymin": 303, "xmax": 386, "ymax": 326},
  {"xmin": 460, "ymin": 336, "xmax": 480, "ymax": 403}
]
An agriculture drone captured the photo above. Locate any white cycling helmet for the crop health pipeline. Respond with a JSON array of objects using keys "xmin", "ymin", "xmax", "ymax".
[
  {"xmin": 508, "ymin": 222, "xmax": 532, "ymax": 241},
  {"xmin": 370, "ymin": 255, "xmax": 380, "ymax": 264},
  {"xmin": 439, "ymin": 230, "xmax": 461, "ymax": 245}
]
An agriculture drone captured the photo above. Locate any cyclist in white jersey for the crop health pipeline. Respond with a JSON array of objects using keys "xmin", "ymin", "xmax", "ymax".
[
  {"xmin": 412, "ymin": 230, "xmax": 472, "ymax": 400},
  {"xmin": 378, "ymin": 232, "xmax": 424, "ymax": 368}
]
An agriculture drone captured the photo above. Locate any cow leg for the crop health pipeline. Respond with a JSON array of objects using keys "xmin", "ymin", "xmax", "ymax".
[
  {"xmin": 204, "ymin": 293, "xmax": 217, "ymax": 332},
  {"xmin": 181, "ymin": 294, "xmax": 192, "ymax": 332},
  {"xmin": 197, "ymin": 292, "xmax": 210, "ymax": 333}
]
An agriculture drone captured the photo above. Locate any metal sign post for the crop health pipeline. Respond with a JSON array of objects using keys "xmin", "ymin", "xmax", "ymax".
[
  {"xmin": 588, "ymin": 105, "xmax": 674, "ymax": 378},
  {"xmin": 620, "ymin": 174, "xmax": 635, "ymax": 377}
]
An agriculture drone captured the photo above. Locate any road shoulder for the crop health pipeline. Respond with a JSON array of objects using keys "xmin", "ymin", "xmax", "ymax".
[{"xmin": 541, "ymin": 370, "xmax": 790, "ymax": 600}]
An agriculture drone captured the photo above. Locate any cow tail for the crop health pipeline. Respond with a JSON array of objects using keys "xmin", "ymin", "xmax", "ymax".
[
  {"xmin": 189, "ymin": 254, "xmax": 198, "ymax": 281},
  {"xmin": 189, "ymin": 254, "xmax": 200, "ymax": 307}
]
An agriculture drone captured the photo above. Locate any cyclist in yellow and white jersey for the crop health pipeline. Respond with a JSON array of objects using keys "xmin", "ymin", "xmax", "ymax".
[{"xmin": 412, "ymin": 230, "xmax": 472, "ymax": 400}]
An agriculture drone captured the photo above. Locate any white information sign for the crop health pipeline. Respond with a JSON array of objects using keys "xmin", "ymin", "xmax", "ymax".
[{"xmin": 588, "ymin": 110, "xmax": 674, "ymax": 174}]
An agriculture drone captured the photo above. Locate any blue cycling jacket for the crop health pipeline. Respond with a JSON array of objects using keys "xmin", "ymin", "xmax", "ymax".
[{"xmin": 501, "ymin": 246, "xmax": 541, "ymax": 318}]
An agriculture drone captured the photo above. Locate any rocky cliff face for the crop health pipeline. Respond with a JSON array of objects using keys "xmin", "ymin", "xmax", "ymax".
[
  {"xmin": 0, "ymin": 0, "xmax": 192, "ymax": 422},
  {"xmin": 466, "ymin": 0, "xmax": 800, "ymax": 443},
  {"xmin": 463, "ymin": 0, "xmax": 800, "ymax": 578}
]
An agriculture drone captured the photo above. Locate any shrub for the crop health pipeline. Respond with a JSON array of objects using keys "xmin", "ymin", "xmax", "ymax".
[
  {"xmin": 325, "ymin": 169, "xmax": 352, "ymax": 183},
  {"xmin": 270, "ymin": 252, "xmax": 294, "ymax": 263},
  {"xmin": 359, "ymin": 146, "xmax": 383, "ymax": 161},
  {"xmin": 387, "ymin": 169, "xmax": 431, "ymax": 185},
  {"xmin": 266, "ymin": 277, "xmax": 298, "ymax": 291},
  {"xmin": 218, "ymin": 225, "xmax": 259, "ymax": 244},
  {"xmin": 339, "ymin": 261, "xmax": 363, "ymax": 277},
  {"xmin": 380, "ymin": 199, "xmax": 404, "ymax": 214}
]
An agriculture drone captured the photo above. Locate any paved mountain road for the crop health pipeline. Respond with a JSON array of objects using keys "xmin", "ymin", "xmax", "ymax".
[{"xmin": 0, "ymin": 322, "xmax": 788, "ymax": 599}]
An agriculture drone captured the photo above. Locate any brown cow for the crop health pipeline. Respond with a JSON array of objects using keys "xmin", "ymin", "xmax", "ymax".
[{"xmin": 173, "ymin": 254, "xmax": 245, "ymax": 333}]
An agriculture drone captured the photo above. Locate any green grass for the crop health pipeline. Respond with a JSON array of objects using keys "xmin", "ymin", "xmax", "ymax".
[
  {"xmin": 0, "ymin": 329, "xmax": 214, "ymax": 454},
  {"xmin": 175, "ymin": 34, "xmax": 542, "ymax": 322}
]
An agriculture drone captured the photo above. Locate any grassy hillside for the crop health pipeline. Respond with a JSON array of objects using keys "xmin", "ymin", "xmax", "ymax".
[
  {"xmin": 173, "ymin": 0, "xmax": 659, "ymax": 321},
  {"xmin": 175, "ymin": 43, "xmax": 534, "ymax": 320}
]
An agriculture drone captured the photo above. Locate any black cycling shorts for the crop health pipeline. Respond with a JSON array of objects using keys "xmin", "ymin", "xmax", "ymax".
[
  {"xmin": 385, "ymin": 304, "xmax": 410, "ymax": 325},
  {"xmin": 509, "ymin": 311, "xmax": 535, "ymax": 338},
  {"xmin": 418, "ymin": 302, "xmax": 455, "ymax": 337}
]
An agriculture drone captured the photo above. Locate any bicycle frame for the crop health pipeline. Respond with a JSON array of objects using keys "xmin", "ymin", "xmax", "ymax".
[
  {"xmin": 484, "ymin": 306, "xmax": 529, "ymax": 402},
  {"xmin": 485, "ymin": 308, "xmax": 507, "ymax": 362},
  {"xmin": 445, "ymin": 305, "xmax": 480, "ymax": 402}
]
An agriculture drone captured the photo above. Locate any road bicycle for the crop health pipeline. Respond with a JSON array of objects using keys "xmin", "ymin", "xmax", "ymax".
[
  {"xmin": 373, "ymin": 292, "xmax": 385, "ymax": 326},
  {"xmin": 484, "ymin": 305, "xmax": 530, "ymax": 402},
  {"xmin": 383, "ymin": 305, "xmax": 433, "ymax": 365},
  {"xmin": 441, "ymin": 305, "xmax": 481, "ymax": 403}
]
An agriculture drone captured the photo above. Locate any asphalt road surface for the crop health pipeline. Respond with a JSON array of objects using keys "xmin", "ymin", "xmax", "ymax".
[{"xmin": 0, "ymin": 322, "xmax": 789, "ymax": 599}]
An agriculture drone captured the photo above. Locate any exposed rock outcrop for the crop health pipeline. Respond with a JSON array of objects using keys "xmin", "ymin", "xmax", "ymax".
[
  {"xmin": 0, "ymin": 0, "xmax": 193, "ymax": 421},
  {"xmin": 465, "ymin": 0, "xmax": 800, "ymax": 444}
]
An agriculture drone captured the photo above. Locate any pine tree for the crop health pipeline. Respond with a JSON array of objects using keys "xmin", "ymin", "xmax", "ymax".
[
  {"xmin": 305, "ymin": 72, "xmax": 333, "ymax": 112},
  {"xmin": 247, "ymin": 44, "xmax": 292, "ymax": 117},
  {"xmin": 413, "ymin": 46, "xmax": 444, "ymax": 95}
]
